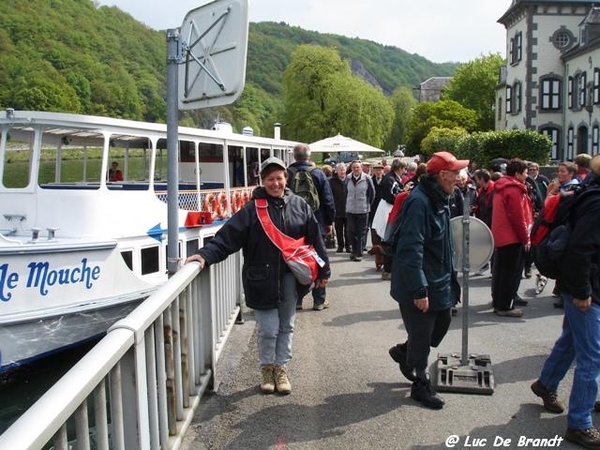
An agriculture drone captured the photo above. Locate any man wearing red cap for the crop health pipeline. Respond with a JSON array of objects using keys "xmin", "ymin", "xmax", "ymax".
[{"xmin": 388, "ymin": 151, "xmax": 467, "ymax": 409}]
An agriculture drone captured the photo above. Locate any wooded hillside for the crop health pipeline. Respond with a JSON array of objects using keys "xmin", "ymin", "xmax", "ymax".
[{"xmin": 0, "ymin": 0, "xmax": 457, "ymax": 137}]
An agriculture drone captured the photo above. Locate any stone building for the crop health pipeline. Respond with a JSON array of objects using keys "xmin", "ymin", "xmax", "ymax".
[{"xmin": 497, "ymin": 0, "xmax": 600, "ymax": 161}]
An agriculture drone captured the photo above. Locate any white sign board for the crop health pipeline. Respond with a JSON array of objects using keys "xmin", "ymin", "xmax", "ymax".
[{"xmin": 178, "ymin": 0, "xmax": 249, "ymax": 110}]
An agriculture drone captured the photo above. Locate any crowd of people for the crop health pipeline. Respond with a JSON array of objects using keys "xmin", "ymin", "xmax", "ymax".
[{"xmin": 185, "ymin": 145, "xmax": 600, "ymax": 450}]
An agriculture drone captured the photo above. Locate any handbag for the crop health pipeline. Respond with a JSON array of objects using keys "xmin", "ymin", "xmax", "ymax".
[{"xmin": 255, "ymin": 198, "xmax": 324, "ymax": 285}]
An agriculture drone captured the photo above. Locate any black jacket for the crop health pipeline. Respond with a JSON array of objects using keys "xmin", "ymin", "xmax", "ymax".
[
  {"xmin": 559, "ymin": 178, "xmax": 600, "ymax": 304},
  {"xmin": 197, "ymin": 187, "xmax": 330, "ymax": 310},
  {"xmin": 329, "ymin": 174, "xmax": 347, "ymax": 218}
]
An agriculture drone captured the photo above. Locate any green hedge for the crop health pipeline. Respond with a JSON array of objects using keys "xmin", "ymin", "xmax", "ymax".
[{"xmin": 427, "ymin": 129, "xmax": 552, "ymax": 169}]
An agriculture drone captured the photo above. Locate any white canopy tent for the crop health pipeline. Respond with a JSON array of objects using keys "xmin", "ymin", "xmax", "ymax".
[{"xmin": 308, "ymin": 134, "xmax": 385, "ymax": 154}]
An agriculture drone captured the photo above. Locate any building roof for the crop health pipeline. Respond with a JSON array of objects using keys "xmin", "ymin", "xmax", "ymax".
[{"xmin": 498, "ymin": 0, "xmax": 595, "ymax": 25}]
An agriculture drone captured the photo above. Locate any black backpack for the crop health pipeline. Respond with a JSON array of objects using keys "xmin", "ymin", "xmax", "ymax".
[
  {"xmin": 530, "ymin": 184, "xmax": 600, "ymax": 279},
  {"xmin": 288, "ymin": 166, "xmax": 320, "ymax": 211}
]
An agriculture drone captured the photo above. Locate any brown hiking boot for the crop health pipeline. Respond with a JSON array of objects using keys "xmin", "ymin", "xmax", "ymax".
[
  {"xmin": 274, "ymin": 365, "xmax": 291, "ymax": 395},
  {"xmin": 260, "ymin": 365, "xmax": 275, "ymax": 394},
  {"xmin": 565, "ymin": 427, "xmax": 600, "ymax": 450},
  {"xmin": 531, "ymin": 380, "xmax": 564, "ymax": 413}
]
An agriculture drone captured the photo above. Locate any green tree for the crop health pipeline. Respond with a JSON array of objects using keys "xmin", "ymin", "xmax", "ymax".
[
  {"xmin": 441, "ymin": 53, "xmax": 505, "ymax": 131},
  {"xmin": 406, "ymin": 100, "xmax": 478, "ymax": 154},
  {"xmin": 385, "ymin": 86, "xmax": 417, "ymax": 152},
  {"xmin": 420, "ymin": 126, "xmax": 469, "ymax": 158},
  {"xmin": 282, "ymin": 44, "xmax": 393, "ymax": 147},
  {"xmin": 322, "ymin": 73, "xmax": 393, "ymax": 148},
  {"xmin": 282, "ymin": 45, "xmax": 350, "ymax": 142}
]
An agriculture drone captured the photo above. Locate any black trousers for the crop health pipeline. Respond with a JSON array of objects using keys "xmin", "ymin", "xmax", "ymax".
[
  {"xmin": 334, "ymin": 217, "xmax": 350, "ymax": 250},
  {"xmin": 491, "ymin": 243, "xmax": 524, "ymax": 311},
  {"xmin": 399, "ymin": 303, "xmax": 452, "ymax": 372}
]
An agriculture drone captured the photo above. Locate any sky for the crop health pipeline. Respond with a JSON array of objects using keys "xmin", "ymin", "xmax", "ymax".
[{"xmin": 96, "ymin": 0, "xmax": 512, "ymax": 63}]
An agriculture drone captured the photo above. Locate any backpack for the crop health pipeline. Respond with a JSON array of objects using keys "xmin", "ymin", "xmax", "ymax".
[
  {"xmin": 381, "ymin": 190, "xmax": 411, "ymax": 256},
  {"xmin": 530, "ymin": 185, "xmax": 600, "ymax": 279},
  {"xmin": 288, "ymin": 166, "xmax": 320, "ymax": 211}
]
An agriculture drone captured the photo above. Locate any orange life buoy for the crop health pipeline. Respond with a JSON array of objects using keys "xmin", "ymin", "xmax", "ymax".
[
  {"xmin": 202, "ymin": 195, "xmax": 211, "ymax": 214},
  {"xmin": 230, "ymin": 192, "xmax": 238, "ymax": 213},
  {"xmin": 218, "ymin": 192, "xmax": 228, "ymax": 219},
  {"xmin": 205, "ymin": 193, "xmax": 218, "ymax": 221}
]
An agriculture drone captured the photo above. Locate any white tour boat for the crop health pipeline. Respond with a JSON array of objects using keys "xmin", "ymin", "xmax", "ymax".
[{"xmin": 0, "ymin": 109, "xmax": 298, "ymax": 377}]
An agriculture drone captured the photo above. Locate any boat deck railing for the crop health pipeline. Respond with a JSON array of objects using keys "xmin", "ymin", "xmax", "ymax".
[{"xmin": 0, "ymin": 248, "xmax": 244, "ymax": 450}]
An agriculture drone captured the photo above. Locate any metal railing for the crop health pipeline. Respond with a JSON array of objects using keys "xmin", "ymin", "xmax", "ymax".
[{"xmin": 0, "ymin": 248, "xmax": 243, "ymax": 450}]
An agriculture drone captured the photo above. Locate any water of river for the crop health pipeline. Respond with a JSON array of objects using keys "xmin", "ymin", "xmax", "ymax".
[{"xmin": 0, "ymin": 340, "xmax": 99, "ymax": 435}]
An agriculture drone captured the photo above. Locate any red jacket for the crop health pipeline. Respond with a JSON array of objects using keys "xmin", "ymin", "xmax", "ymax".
[{"xmin": 491, "ymin": 176, "xmax": 533, "ymax": 248}]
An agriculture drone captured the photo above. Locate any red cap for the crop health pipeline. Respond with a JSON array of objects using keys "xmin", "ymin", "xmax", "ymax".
[{"xmin": 426, "ymin": 151, "xmax": 469, "ymax": 175}]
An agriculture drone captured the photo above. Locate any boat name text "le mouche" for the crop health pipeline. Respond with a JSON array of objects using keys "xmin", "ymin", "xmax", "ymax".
[{"xmin": 0, "ymin": 258, "xmax": 101, "ymax": 301}]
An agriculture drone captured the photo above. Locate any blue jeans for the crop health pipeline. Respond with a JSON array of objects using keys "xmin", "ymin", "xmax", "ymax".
[
  {"xmin": 254, "ymin": 272, "xmax": 297, "ymax": 367},
  {"xmin": 539, "ymin": 294, "xmax": 600, "ymax": 430}
]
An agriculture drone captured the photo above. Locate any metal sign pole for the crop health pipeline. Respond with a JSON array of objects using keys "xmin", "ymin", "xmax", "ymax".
[
  {"xmin": 431, "ymin": 189, "xmax": 494, "ymax": 395},
  {"xmin": 166, "ymin": 28, "xmax": 181, "ymax": 277},
  {"xmin": 461, "ymin": 191, "xmax": 471, "ymax": 365}
]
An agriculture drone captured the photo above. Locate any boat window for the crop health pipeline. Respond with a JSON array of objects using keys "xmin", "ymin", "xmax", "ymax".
[
  {"xmin": 120, "ymin": 250, "xmax": 133, "ymax": 271},
  {"xmin": 186, "ymin": 239, "xmax": 199, "ymax": 257},
  {"xmin": 106, "ymin": 136, "xmax": 152, "ymax": 189},
  {"xmin": 2, "ymin": 131, "xmax": 32, "ymax": 189},
  {"xmin": 141, "ymin": 246, "xmax": 160, "ymax": 275}
]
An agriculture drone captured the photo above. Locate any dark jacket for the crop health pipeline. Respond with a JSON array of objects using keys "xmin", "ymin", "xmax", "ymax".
[
  {"xmin": 474, "ymin": 180, "xmax": 495, "ymax": 228},
  {"xmin": 369, "ymin": 174, "xmax": 385, "ymax": 223},
  {"xmin": 559, "ymin": 177, "xmax": 600, "ymax": 304},
  {"xmin": 197, "ymin": 187, "xmax": 330, "ymax": 310},
  {"xmin": 287, "ymin": 161, "xmax": 335, "ymax": 234},
  {"xmin": 390, "ymin": 176, "xmax": 460, "ymax": 311},
  {"xmin": 379, "ymin": 171, "xmax": 403, "ymax": 205},
  {"xmin": 329, "ymin": 174, "xmax": 347, "ymax": 219}
]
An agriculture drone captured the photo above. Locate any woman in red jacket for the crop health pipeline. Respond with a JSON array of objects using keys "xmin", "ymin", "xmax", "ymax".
[{"xmin": 490, "ymin": 158, "xmax": 533, "ymax": 317}]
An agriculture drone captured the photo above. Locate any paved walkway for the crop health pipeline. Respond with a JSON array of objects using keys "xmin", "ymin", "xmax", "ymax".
[{"xmin": 182, "ymin": 248, "xmax": 582, "ymax": 450}]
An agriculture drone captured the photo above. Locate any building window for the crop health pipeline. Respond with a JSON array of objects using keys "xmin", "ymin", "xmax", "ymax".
[
  {"xmin": 551, "ymin": 28, "xmax": 575, "ymax": 51},
  {"xmin": 510, "ymin": 32, "xmax": 522, "ymax": 65},
  {"xmin": 540, "ymin": 78, "xmax": 561, "ymax": 110},
  {"xmin": 513, "ymin": 81, "xmax": 522, "ymax": 113},
  {"xmin": 541, "ymin": 127, "xmax": 560, "ymax": 160},
  {"xmin": 497, "ymin": 96, "xmax": 503, "ymax": 121},
  {"xmin": 593, "ymin": 125, "xmax": 600, "ymax": 155},
  {"xmin": 506, "ymin": 86, "xmax": 512, "ymax": 114},
  {"xmin": 594, "ymin": 69, "xmax": 600, "ymax": 105},
  {"xmin": 567, "ymin": 126, "xmax": 575, "ymax": 160},
  {"xmin": 568, "ymin": 77, "xmax": 574, "ymax": 109},
  {"xmin": 577, "ymin": 72, "xmax": 587, "ymax": 108}
]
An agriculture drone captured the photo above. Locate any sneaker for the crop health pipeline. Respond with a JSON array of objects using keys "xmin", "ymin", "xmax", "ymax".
[
  {"xmin": 381, "ymin": 271, "xmax": 391, "ymax": 281},
  {"xmin": 313, "ymin": 301, "xmax": 331, "ymax": 311},
  {"xmin": 336, "ymin": 247, "xmax": 344, "ymax": 253},
  {"xmin": 493, "ymin": 308, "xmax": 523, "ymax": 317},
  {"xmin": 274, "ymin": 365, "xmax": 291, "ymax": 395},
  {"xmin": 524, "ymin": 268, "xmax": 532, "ymax": 279},
  {"xmin": 389, "ymin": 343, "xmax": 417, "ymax": 382},
  {"xmin": 354, "ymin": 256, "xmax": 362, "ymax": 262},
  {"xmin": 260, "ymin": 365, "xmax": 275, "ymax": 394},
  {"xmin": 531, "ymin": 380, "xmax": 564, "ymax": 413},
  {"xmin": 410, "ymin": 378, "xmax": 445, "ymax": 410},
  {"xmin": 565, "ymin": 427, "xmax": 600, "ymax": 450}
]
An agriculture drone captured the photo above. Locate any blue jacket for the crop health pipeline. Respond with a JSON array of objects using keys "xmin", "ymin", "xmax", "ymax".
[
  {"xmin": 197, "ymin": 187, "xmax": 330, "ymax": 310},
  {"xmin": 390, "ymin": 176, "xmax": 460, "ymax": 311}
]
